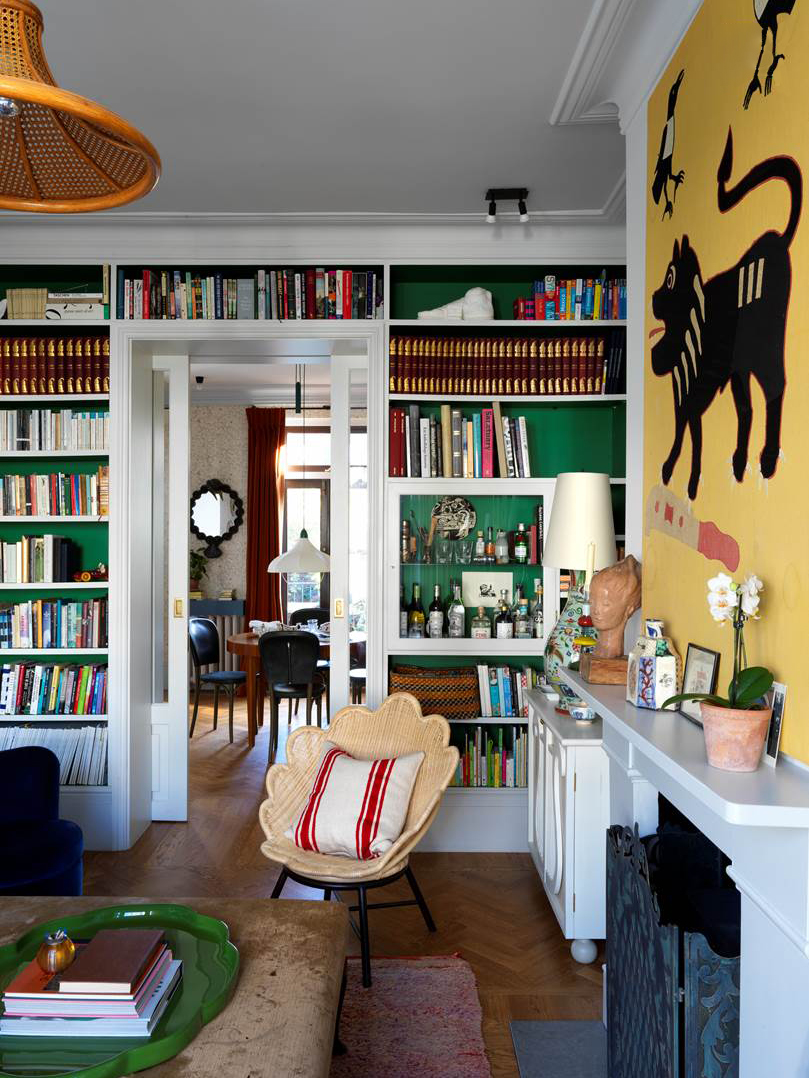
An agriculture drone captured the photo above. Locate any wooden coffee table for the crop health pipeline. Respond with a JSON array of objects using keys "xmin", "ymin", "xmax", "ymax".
[{"xmin": 0, "ymin": 896, "xmax": 348, "ymax": 1078}]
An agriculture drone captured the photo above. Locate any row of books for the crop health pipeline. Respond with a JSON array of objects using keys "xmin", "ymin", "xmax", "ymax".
[
  {"xmin": 512, "ymin": 274, "xmax": 627, "ymax": 321},
  {"xmin": 0, "ymin": 662, "xmax": 107, "ymax": 716},
  {"xmin": 3, "ymin": 286, "xmax": 109, "ymax": 323},
  {"xmin": 0, "ymin": 336, "xmax": 109, "ymax": 395},
  {"xmin": 390, "ymin": 402, "xmax": 533, "ymax": 478},
  {"xmin": 117, "ymin": 267, "xmax": 384, "ymax": 321},
  {"xmin": 0, "ymin": 598, "xmax": 108, "ymax": 650},
  {"xmin": 0, "ymin": 410, "xmax": 109, "ymax": 453},
  {"xmin": 0, "ymin": 723, "xmax": 108, "ymax": 786},
  {"xmin": 0, "ymin": 536, "xmax": 81, "ymax": 584},
  {"xmin": 450, "ymin": 725, "xmax": 528, "ymax": 788},
  {"xmin": 0, "ymin": 468, "xmax": 109, "ymax": 518},
  {"xmin": 389, "ymin": 332, "xmax": 625, "ymax": 395},
  {"xmin": 0, "ymin": 928, "xmax": 181, "ymax": 1038},
  {"xmin": 475, "ymin": 663, "xmax": 540, "ymax": 718}
]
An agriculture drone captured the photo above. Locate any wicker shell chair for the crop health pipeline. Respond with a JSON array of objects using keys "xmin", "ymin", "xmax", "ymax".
[{"xmin": 259, "ymin": 692, "xmax": 459, "ymax": 987}]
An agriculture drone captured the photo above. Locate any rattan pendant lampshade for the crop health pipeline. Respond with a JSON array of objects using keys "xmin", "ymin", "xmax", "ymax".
[{"xmin": 0, "ymin": 0, "xmax": 160, "ymax": 212}]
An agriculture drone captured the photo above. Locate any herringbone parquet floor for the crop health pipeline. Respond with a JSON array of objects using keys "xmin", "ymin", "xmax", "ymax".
[{"xmin": 84, "ymin": 700, "xmax": 603, "ymax": 1077}]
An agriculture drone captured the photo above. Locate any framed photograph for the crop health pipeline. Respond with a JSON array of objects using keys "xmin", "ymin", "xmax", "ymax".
[
  {"xmin": 462, "ymin": 571, "xmax": 513, "ymax": 610},
  {"xmin": 765, "ymin": 682, "xmax": 787, "ymax": 766},
  {"xmin": 679, "ymin": 644, "xmax": 721, "ymax": 726}
]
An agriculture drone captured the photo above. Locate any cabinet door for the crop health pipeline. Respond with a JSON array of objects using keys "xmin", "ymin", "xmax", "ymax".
[
  {"xmin": 528, "ymin": 704, "xmax": 546, "ymax": 876},
  {"xmin": 543, "ymin": 726, "xmax": 568, "ymax": 917}
]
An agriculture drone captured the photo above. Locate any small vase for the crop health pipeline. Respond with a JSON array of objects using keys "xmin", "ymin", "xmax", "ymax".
[{"xmin": 700, "ymin": 702, "xmax": 771, "ymax": 772}]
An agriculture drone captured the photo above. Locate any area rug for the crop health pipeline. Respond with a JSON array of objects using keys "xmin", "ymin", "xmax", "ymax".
[
  {"xmin": 510, "ymin": 1020, "xmax": 606, "ymax": 1078},
  {"xmin": 330, "ymin": 955, "xmax": 491, "ymax": 1077}
]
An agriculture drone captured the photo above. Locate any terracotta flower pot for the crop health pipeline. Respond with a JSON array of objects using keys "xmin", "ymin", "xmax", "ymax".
[{"xmin": 700, "ymin": 702, "xmax": 771, "ymax": 772}]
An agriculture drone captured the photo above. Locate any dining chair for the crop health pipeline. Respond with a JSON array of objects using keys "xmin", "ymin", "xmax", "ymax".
[
  {"xmin": 349, "ymin": 639, "xmax": 367, "ymax": 705},
  {"xmin": 189, "ymin": 617, "xmax": 247, "ymax": 742},
  {"xmin": 288, "ymin": 607, "xmax": 331, "ymax": 719},
  {"xmin": 259, "ymin": 630, "xmax": 326, "ymax": 766}
]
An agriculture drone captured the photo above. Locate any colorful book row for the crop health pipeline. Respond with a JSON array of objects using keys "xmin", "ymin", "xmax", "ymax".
[
  {"xmin": 450, "ymin": 725, "xmax": 528, "ymax": 788},
  {"xmin": 0, "ymin": 468, "xmax": 108, "ymax": 518},
  {"xmin": 0, "ymin": 598, "xmax": 108, "ymax": 650},
  {"xmin": 389, "ymin": 402, "xmax": 533, "ymax": 479},
  {"xmin": 475, "ymin": 663, "xmax": 539, "ymax": 718},
  {"xmin": 0, "ymin": 723, "xmax": 107, "ymax": 785},
  {"xmin": 0, "ymin": 662, "xmax": 107, "ymax": 717},
  {"xmin": 0, "ymin": 337, "xmax": 109, "ymax": 395},
  {"xmin": 0, "ymin": 410, "xmax": 109, "ymax": 453},
  {"xmin": 117, "ymin": 267, "xmax": 384, "ymax": 320},
  {"xmin": 389, "ymin": 332, "xmax": 625, "ymax": 395},
  {"xmin": 513, "ymin": 274, "xmax": 627, "ymax": 321}
]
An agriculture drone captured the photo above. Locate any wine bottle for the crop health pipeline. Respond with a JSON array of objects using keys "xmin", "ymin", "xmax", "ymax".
[
  {"xmin": 407, "ymin": 583, "xmax": 426, "ymax": 638},
  {"xmin": 512, "ymin": 584, "xmax": 532, "ymax": 639},
  {"xmin": 514, "ymin": 523, "xmax": 528, "ymax": 564},
  {"xmin": 494, "ymin": 588, "xmax": 514, "ymax": 639},
  {"xmin": 473, "ymin": 529, "xmax": 486, "ymax": 564},
  {"xmin": 530, "ymin": 579, "xmax": 544, "ymax": 639},
  {"xmin": 428, "ymin": 584, "xmax": 444, "ymax": 638},
  {"xmin": 400, "ymin": 584, "xmax": 408, "ymax": 638},
  {"xmin": 485, "ymin": 526, "xmax": 495, "ymax": 565},
  {"xmin": 447, "ymin": 583, "xmax": 466, "ymax": 638}
]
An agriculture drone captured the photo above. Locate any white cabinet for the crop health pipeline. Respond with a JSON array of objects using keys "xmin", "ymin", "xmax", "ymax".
[{"xmin": 527, "ymin": 688, "xmax": 609, "ymax": 963}]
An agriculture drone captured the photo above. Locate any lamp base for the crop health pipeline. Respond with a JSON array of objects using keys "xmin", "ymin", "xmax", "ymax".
[
  {"xmin": 579, "ymin": 653, "xmax": 628, "ymax": 685},
  {"xmin": 543, "ymin": 586, "xmax": 592, "ymax": 701}
]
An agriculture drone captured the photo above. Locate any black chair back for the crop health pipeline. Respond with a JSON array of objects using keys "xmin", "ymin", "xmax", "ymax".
[
  {"xmin": 351, "ymin": 639, "xmax": 367, "ymax": 669},
  {"xmin": 189, "ymin": 617, "xmax": 220, "ymax": 669},
  {"xmin": 259, "ymin": 630, "xmax": 320, "ymax": 688},
  {"xmin": 288, "ymin": 607, "xmax": 330, "ymax": 628}
]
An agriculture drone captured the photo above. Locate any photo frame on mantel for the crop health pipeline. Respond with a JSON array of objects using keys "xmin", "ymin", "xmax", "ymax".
[
  {"xmin": 679, "ymin": 643, "xmax": 720, "ymax": 727},
  {"xmin": 765, "ymin": 682, "xmax": 787, "ymax": 766}
]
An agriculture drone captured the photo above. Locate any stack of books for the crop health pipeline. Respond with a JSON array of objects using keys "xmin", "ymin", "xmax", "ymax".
[
  {"xmin": 0, "ymin": 468, "xmax": 109, "ymax": 517},
  {"xmin": 0, "ymin": 723, "xmax": 108, "ymax": 785},
  {"xmin": 475, "ymin": 663, "xmax": 540, "ymax": 718},
  {"xmin": 0, "ymin": 598, "xmax": 109, "ymax": 650},
  {"xmin": 450, "ymin": 724, "xmax": 528, "ymax": 788},
  {"xmin": 0, "ymin": 928, "xmax": 181, "ymax": 1037},
  {"xmin": 0, "ymin": 661, "xmax": 108, "ymax": 717},
  {"xmin": 512, "ymin": 273, "xmax": 627, "ymax": 321},
  {"xmin": 0, "ymin": 336, "xmax": 110, "ymax": 396},
  {"xmin": 0, "ymin": 536, "xmax": 79, "ymax": 584},
  {"xmin": 0, "ymin": 408, "xmax": 109, "ymax": 453}
]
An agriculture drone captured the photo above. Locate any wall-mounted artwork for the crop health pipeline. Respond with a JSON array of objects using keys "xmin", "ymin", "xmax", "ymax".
[{"xmin": 644, "ymin": 0, "xmax": 809, "ymax": 762}]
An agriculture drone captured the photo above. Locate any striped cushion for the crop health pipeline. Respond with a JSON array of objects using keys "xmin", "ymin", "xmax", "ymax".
[{"xmin": 286, "ymin": 742, "xmax": 424, "ymax": 860}]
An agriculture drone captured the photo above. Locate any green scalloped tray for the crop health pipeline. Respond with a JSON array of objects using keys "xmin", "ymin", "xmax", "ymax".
[{"xmin": 0, "ymin": 903, "xmax": 239, "ymax": 1077}]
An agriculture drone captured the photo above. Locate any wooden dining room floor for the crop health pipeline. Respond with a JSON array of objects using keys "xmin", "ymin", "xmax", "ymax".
[{"xmin": 84, "ymin": 698, "xmax": 603, "ymax": 1078}]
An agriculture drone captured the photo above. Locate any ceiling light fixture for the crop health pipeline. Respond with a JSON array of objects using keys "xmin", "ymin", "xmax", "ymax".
[
  {"xmin": 0, "ymin": 0, "xmax": 160, "ymax": 212},
  {"xmin": 484, "ymin": 187, "xmax": 530, "ymax": 225}
]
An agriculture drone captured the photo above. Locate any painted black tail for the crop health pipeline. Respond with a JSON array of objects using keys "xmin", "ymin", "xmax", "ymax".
[{"xmin": 717, "ymin": 127, "xmax": 802, "ymax": 246}]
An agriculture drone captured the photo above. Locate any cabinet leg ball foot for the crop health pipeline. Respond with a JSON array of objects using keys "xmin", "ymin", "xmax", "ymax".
[{"xmin": 571, "ymin": 939, "xmax": 597, "ymax": 964}]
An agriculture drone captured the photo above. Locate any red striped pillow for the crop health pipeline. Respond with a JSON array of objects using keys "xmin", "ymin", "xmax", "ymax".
[{"xmin": 286, "ymin": 742, "xmax": 425, "ymax": 860}]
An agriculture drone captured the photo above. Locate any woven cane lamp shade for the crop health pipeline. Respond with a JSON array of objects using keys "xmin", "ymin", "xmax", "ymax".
[{"xmin": 0, "ymin": 0, "xmax": 160, "ymax": 212}]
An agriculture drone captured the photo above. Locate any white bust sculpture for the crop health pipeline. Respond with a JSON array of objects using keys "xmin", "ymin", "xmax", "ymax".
[{"xmin": 417, "ymin": 287, "xmax": 494, "ymax": 321}]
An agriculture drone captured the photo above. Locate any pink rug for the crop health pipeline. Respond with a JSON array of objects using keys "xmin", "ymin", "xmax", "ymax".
[{"xmin": 330, "ymin": 955, "xmax": 491, "ymax": 1078}]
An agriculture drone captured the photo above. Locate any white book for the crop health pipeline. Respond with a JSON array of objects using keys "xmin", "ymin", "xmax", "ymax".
[
  {"xmin": 419, "ymin": 418, "xmax": 431, "ymax": 478},
  {"xmin": 518, "ymin": 417, "xmax": 531, "ymax": 478},
  {"xmin": 257, "ymin": 269, "xmax": 266, "ymax": 320},
  {"xmin": 476, "ymin": 665, "xmax": 491, "ymax": 718},
  {"xmin": 404, "ymin": 417, "xmax": 412, "ymax": 478},
  {"xmin": 502, "ymin": 418, "xmax": 516, "ymax": 478}
]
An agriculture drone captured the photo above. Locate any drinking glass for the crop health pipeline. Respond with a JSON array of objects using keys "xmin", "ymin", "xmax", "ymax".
[
  {"xmin": 435, "ymin": 536, "xmax": 452, "ymax": 565},
  {"xmin": 307, "ymin": 619, "xmax": 320, "ymax": 633},
  {"xmin": 455, "ymin": 538, "xmax": 473, "ymax": 564}
]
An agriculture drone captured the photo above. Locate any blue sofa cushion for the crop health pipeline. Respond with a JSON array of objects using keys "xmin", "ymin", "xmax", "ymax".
[{"xmin": 0, "ymin": 819, "xmax": 83, "ymax": 896}]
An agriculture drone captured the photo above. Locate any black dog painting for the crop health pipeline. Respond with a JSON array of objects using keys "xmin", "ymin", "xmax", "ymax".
[
  {"xmin": 744, "ymin": 0, "xmax": 797, "ymax": 108},
  {"xmin": 652, "ymin": 70, "xmax": 686, "ymax": 220},
  {"xmin": 649, "ymin": 127, "xmax": 802, "ymax": 500}
]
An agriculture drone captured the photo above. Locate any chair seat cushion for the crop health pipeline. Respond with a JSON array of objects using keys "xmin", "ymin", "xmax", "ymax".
[
  {"xmin": 0, "ymin": 819, "xmax": 83, "ymax": 894},
  {"xmin": 349, "ymin": 668, "xmax": 367, "ymax": 681},
  {"xmin": 286, "ymin": 741, "xmax": 424, "ymax": 860},
  {"xmin": 273, "ymin": 681, "xmax": 325, "ymax": 699},
  {"xmin": 200, "ymin": 670, "xmax": 247, "ymax": 684}
]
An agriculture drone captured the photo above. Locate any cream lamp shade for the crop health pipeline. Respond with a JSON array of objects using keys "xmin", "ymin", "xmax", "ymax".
[
  {"xmin": 267, "ymin": 529, "xmax": 330, "ymax": 574},
  {"xmin": 543, "ymin": 472, "xmax": 616, "ymax": 586}
]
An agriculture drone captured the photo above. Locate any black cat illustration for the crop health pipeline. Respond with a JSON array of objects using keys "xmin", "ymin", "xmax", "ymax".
[
  {"xmin": 652, "ymin": 69, "xmax": 685, "ymax": 220},
  {"xmin": 744, "ymin": 0, "xmax": 797, "ymax": 109},
  {"xmin": 650, "ymin": 127, "xmax": 802, "ymax": 500}
]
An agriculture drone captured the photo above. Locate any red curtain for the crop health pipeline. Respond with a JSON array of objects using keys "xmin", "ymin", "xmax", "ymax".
[{"xmin": 245, "ymin": 407, "xmax": 286, "ymax": 624}]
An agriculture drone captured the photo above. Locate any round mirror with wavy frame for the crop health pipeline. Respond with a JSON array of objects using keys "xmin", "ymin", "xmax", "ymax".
[{"xmin": 190, "ymin": 479, "xmax": 244, "ymax": 558}]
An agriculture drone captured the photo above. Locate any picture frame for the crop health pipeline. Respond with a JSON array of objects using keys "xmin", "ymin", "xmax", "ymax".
[
  {"xmin": 462, "ymin": 571, "xmax": 513, "ymax": 610},
  {"xmin": 679, "ymin": 643, "xmax": 721, "ymax": 726},
  {"xmin": 765, "ymin": 682, "xmax": 787, "ymax": 766}
]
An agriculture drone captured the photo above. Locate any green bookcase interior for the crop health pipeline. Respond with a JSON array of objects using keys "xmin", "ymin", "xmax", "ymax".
[
  {"xmin": 390, "ymin": 264, "xmax": 626, "ymax": 320},
  {"xmin": 0, "ymin": 265, "xmax": 105, "ymax": 307},
  {"xmin": 390, "ymin": 654, "xmax": 543, "ymax": 672}
]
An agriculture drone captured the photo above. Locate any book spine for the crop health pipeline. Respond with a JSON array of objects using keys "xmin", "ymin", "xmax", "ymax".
[
  {"xmin": 408, "ymin": 405, "xmax": 421, "ymax": 478},
  {"xmin": 419, "ymin": 418, "xmax": 431, "ymax": 478},
  {"xmin": 473, "ymin": 413, "xmax": 482, "ymax": 478},
  {"xmin": 440, "ymin": 405, "xmax": 453, "ymax": 479},
  {"xmin": 518, "ymin": 416, "xmax": 531, "ymax": 478},
  {"xmin": 450, "ymin": 408, "xmax": 463, "ymax": 479}
]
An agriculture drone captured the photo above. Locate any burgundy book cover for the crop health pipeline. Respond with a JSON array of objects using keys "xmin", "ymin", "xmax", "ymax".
[
  {"xmin": 305, "ymin": 269, "xmax": 316, "ymax": 319},
  {"xmin": 58, "ymin": 929, "xmax": 165, "ymax": 994}
]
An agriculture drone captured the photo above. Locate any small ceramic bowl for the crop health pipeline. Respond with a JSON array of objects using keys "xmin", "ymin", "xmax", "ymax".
[{"xmin": 570, "ymin": 704, "xmax": 596, "ymax": 724}]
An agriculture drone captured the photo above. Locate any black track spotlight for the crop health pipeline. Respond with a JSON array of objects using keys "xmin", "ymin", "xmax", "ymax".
[
  {"xmin": 486, "ymin": 198, "xmax": 496, "ymax": 224},
  {"xmin": 518, "ymin": 198, "xmax": 529, "ymax": 223},
  {"xmin": 195, "ymin": 375, "xmax": 204, "ymax": 385},
  {"xmin": 485, "ymin": 187, "xmax": 529, "ymax": 224}
]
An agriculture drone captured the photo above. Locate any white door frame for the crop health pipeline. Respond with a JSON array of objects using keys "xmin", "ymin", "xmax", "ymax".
[{"xmin": 111, "ymin": 321, "xmax": 384, "ymax": 848}]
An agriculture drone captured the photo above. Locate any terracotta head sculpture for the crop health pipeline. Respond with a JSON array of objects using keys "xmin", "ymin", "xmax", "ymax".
[{"xmin": 589, "ymin": 555, "xmax": 642, "ymax": 659}]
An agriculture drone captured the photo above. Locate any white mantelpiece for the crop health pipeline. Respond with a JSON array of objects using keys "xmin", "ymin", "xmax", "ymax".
[{"xmin": 561, "ymin": 668, "xmax": 809, "ymax": 1078}]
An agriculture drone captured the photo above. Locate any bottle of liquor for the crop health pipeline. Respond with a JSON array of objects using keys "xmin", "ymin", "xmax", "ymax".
[
  {"xmin": 401, "ymin": 519, "xmax": 411, "ymax": 564},
  {"xmin": 513, "ymin": 584, "xmax": 532, "ymax": 639},
  {"xmin": 514, "ymin": 523, "xmax": 529, "ymax": 564},
  {"xmin": 473, "ymin": 530, "xmax": 486, "ymax": 563},
  {"xmin": 428, "ymin": 584, "xmax": 444, "ymax": 639},
  {"xmin": 495, "ymin": 529, "xmax": 510, "ymax": 565},
  {"xmin": 447, "ymin": 583, "xmax": 466, "ymax": 638},
  {"xmin": 400, "ymin": 584, "xmax": 408, "ymax": 638},
  {"xmin": 485, "ymin": 526, "xmax": 495, "ymax": 565},
  {"xmin": 470, "ymin": 605, "xmax": 491, "ymax": 639},
  {"xmin": 407, "ymin": 583, "xmax": 426, "ymax": 638},
  {"xmin": 530, "ymin": 579, "xmax": 544, "ymax": 639},
  {"xmin": 494, "ymin": 588, "xmax": 514, "ymax": 639}
]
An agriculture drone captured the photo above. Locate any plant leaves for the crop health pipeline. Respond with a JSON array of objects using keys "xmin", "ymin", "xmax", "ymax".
[
  {"xmin": 661, "ymin": 692, "xmax": 730, "ymax": 710},
  {"xmin": 731, "ymin": 666, "xmax": 773, "ymax": 707}
]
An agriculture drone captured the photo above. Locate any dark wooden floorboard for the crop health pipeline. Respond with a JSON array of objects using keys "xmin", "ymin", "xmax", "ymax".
[{"xmin": 84, "ymin": 700, "xmax": 603, "ymax": 1078}]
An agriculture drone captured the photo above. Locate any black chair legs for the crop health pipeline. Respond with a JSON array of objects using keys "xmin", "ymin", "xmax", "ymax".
[
  {"xmin": 271, "ymin": 867, "xmax": 288, "ymax": 899},
  {"xmin": 212, "ymin": 685, "xmax": 220, "ymax": 730},
  {"xmin": 189, "ymin": 677, "xmax": 201, "ymax": 738},
  {"xmin": 356, "ymin": 886, "xmax": 372, "ymax": 988},
  {"xmin": 227, "ymin": 689, "xmax": 234, "ymax": 744},
  {"xmin": 406, "ymin": 866, "xmax": 437, "ymax": 932}
]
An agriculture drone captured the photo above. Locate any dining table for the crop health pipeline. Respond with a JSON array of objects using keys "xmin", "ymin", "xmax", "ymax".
[{"xmin": 226, "ymin": 628, "xmax": 366, "ymax": 748}]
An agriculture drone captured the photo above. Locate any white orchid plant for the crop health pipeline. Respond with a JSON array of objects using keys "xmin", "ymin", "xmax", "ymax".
[{"xmin": 664, "ymin": 572, "xmax": 773, "ymax": 712}]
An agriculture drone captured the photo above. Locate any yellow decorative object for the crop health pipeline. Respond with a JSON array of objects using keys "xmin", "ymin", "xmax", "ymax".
[
  {"xmin": 573, "ymin": 636, "xmax": 596, "ymax": 648},
  {"xmin": 36, "ymin": 928, "xmax": 75, "ymax": 973},
  {"xmin": 0, "ymin": 1, "xmax": 160, "ymax": 212}
]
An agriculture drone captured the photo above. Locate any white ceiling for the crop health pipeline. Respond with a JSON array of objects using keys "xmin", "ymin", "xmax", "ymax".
[{"xmin": 37, "ymin": 0, "xmax": 625, "ymax": 217}]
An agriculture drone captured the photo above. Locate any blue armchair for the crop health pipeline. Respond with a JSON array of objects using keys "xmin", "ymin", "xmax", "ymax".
[{"xmin": 0, "ymin": 746, "xmax": 83, "ymax": 896}]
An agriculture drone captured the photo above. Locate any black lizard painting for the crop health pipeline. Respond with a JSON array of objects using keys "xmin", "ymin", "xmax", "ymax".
[
  {"xmin": 649, "ymin": 127, "xmax": 802, "ymax": 500},
  {"xmin": 744, "ymin": 0, "xmax": 797, "ymax": 109},
  {"xmin": 652, "ymin": 69, "xmax": 685, "ymax": 220}
]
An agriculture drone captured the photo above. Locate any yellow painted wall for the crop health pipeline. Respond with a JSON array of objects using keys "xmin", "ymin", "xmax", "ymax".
[{"xmin": 644, "ymin": 0, "xmax": 809, "ymax": 759}]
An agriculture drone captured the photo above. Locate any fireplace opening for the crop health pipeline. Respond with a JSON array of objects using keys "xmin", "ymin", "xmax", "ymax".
[{"xmin": 606, "ymin": 797, "xmax": 741, "ymax": 1077}]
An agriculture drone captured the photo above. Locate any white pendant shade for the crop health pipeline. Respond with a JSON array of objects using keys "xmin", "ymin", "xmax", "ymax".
[
  {"xmin": 268, "ymin": 531, "xmax": 330, "ymax": 574},
  {"xmin": 543, "ymin": 472, "xmax": 616, "ymax": 571}
]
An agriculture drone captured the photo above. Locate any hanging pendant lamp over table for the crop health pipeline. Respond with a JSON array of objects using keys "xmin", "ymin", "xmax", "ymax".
[{"xmin": 0, "ymin": 0, "xmax": 160, "ymax": 212}]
